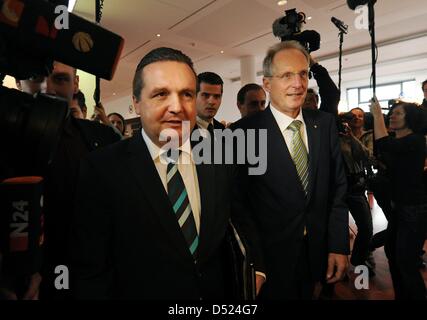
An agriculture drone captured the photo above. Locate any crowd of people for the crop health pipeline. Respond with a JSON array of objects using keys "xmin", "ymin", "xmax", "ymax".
[{"xmin": 1, "ymin": 39, "xmax": 426, "ymax": 301}]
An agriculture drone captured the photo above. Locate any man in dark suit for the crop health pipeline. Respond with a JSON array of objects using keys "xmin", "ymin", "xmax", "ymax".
[
  {"xmin": 42, "ymin": 62, "xmax": 121, "ymax": 300},
  {"xmin": 6, "ymin": 62, "xmax": 120, "ymax": 300},
  {"xmin": 196, "ymin": 72, "xmax": 226, "ymax": 134},
  {"xmin": 237, "ymin": 83, "xmax": 267, "ymax": 118},
  {"xmin": 71, "ymin": 47, "xmax": 265, "ymax": 299},
  {"xmin": 232, "ymin": 41, "xmax": 349, "ymax": 299}
]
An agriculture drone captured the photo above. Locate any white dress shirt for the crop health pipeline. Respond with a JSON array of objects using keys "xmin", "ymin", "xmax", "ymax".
[
  {"xmin": 196, "ymin": 116, "xmax": 213, "ymax": 130},
  {"xmin": 141, "ymin": 128, "xmax": 201, "ymax": 234},
  {"xmin": 270, "ymin": 104, "xmax": 309, "ymax": 154},
  {"xmin": 196, "ymin": 116, "xmax": 214, "ymax": 139}
]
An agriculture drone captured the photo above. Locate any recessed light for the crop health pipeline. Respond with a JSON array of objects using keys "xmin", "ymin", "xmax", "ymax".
[
  {"xmin": 220, "ymin": 50, "xmax": 224, "ymax": 54},
  {"xmin": 307, "ymin": 16, "xmax": 312, "ymax": 20},
  {"xmin": 156, "ymin": 34, "xmax": 161, "ymax": 37},
  {"xmin": 277, "ymin": 0, "xmax": 287, "ymax": 5},
  {"xmin": 67, "ymin": 0, "xmax": 76, "ymax": 12}
]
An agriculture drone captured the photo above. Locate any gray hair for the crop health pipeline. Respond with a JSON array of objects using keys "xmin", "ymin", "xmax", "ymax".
[{"xmin": 263, "ymin": 41, "xmax": 310, "ymax": 77}]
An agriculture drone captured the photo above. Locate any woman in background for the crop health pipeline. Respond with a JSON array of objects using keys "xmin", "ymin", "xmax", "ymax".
[{"xmin": 370, "ymin": 99, "xmax": 427, "ymax": 300}]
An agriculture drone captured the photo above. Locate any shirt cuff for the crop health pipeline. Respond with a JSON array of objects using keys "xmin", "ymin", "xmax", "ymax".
[{"xmin": 255, "ymin": 271, "xmax": 266, "ymax": 280}]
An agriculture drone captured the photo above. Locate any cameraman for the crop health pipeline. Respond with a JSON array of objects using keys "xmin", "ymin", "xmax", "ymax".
[
  {"xmin": 307, "ymin": 56, "xmax": 374, "ymax": 295},
  {"xmin": 303, "ymin": 56, "xmax": 340, "ymax": 114},
  {"xmin": 2, "ymin": 62, "xmax": 121, "ymax": 300},
  {"xmin": 40, "ymin": 62, "xmax": 121, "ymax": 300},
  {"xmin": 1, "ymin": 76, "xmax": 48, "ymax": 300},
  {"xmin": 340, "ymin": 111, "xmax": 374, "ymax": 275}
]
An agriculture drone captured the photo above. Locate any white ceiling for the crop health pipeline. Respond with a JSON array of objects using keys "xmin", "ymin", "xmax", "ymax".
[{"xmin": 73, "ymin": 0, "xmax": 427, "ymax": 103}]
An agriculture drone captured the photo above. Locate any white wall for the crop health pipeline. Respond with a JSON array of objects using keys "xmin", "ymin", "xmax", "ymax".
[
  {"xmin": 77, "ymin": 70, "xmax": 96, "ymax": 117},
  {"xmin": 103, "ymin": 95, "xmax": 135, "ymax": 119},
  {"xmin": 215, "ymin": 78, "xmax": 243, "ymax": 124}
]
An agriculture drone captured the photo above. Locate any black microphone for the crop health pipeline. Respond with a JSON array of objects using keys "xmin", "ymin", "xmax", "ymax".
[
  {"xmin": 347, "ymin": 0, "xmax": 371, "ymax": 10},
  {"xmin": 0, "ymin": 0, "xmax": 124, "ymax": 80},
  {"xmin": 331, "ymin": 17, "xmax": 348, "ymax": 34},
  {"xmin": 0, "ymin": 177, "xmax": 44, "ymax": 298}
]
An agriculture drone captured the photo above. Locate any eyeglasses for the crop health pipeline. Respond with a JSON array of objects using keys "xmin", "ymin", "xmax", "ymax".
[{"xmin": 268, "ymin": 70, "xmax": 309, "ymax": 82}]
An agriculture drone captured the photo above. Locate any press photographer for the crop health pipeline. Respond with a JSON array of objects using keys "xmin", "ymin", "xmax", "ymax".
[{"xmin": 0, "ymin": 0, "xmax": 123, "ymax": 299}]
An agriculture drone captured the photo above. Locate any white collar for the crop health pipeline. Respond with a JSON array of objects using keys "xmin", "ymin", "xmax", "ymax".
[
  {"xmin": 196, "ymin": 116, "xmax": 213, "ymax": 130},
  {"xmin": 141, "ymin": 128, "xmax": 193, "ymax": 163},
  {"xmin": 270, "ymin": 104, "xmax": 306, "ymax": 132}
]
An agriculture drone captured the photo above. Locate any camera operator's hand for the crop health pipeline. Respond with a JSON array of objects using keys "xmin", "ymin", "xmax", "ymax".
[
  {"xmin": 93, "ymin": 102, "xmax": 111, "ymax": 125},
  {"xmin": 0, "ymin": 287, "xmax": 17, "ymax": 300},
  {"xmin": 370, "ymin": 96, "xmax": 388, "ymax": 140},
  {"xmin": 339, "ymin": 122, "xmax": 353, "ymax": 138},
  {"xmin": 22, "ymin": 272, "xmax": 42, "ymax": 300},
  {"xmin": 369, "ymin": 97, "xmax": 382, "ymax": 117},
  {"xmin": 0, "ymin": 272, "xmax": 42, "ymax": 300},
  {"xmin": 70, "ymin": 105, "xmax": 84, "ymax": 119}
]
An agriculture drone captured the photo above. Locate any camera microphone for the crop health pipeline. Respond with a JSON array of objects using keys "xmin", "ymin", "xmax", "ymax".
[
  {"xmin": 331, "ymin": 17, "xmax": 348, "ymax": 34},
  {"xmin": 0, "ymin": 0, "xmax": 124, "ymax": 80},
  {"xmin": 0, "ymin": 176, "xmax": 44, "ymax": 298}
]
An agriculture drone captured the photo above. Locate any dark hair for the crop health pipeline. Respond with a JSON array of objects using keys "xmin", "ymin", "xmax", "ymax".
[
  {"xmin": 390, "ymin": 102, "xmax": 427, "ymax": 134},
  {"xmin": 422, "ymin": 79, "xmax": 427, "ymax": 91},
  {"xmin": 108, "ymin": 112, "xmax": 126, "ymax": 135},
  {"xmin": 196, "ymin": 72, "xmax": 223, "ymax": 94},
  {"xmin": 132, "ymin": 47, "xmax": 196, "ymax": 102},
  {"xmin": 350, "ymin": 107, "xmax": 365, "ymax": 116},
  {"xmin": 306, "ymin": 88, "xmax": 319, "ymax": 103},
  {"xmin": 237, "ymin": 83, "xmax": 264, "ymax": 104},
  {"xmin": 73, "ymin": 90, "xmax": 86, "ymax": 109}
]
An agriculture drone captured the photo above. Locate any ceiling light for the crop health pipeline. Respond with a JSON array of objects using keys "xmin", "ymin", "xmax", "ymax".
[
  {"xmin": 277, "ymin": 0, "xmax": 287, "ymax": 5},
  {"xmin": 220, "ymin": 50, "xmax": 224, "ymax": 54},
  {"xmin": 156, "ymin": 34, "xmax": 161, "ymax": 37},
  {"xmin": 67, "ymin": 0, "xmax": 77, "ymax": 12},
  {"xmin": 307, "ymin": 16, "xmax": 312, "ymax": 20},
  {"xmin": 113, "ymin": 93, "xmax": 116, "ymax": 96}
]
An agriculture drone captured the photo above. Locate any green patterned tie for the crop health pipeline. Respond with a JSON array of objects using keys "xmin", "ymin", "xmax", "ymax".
[
  {"xmin": 288, "ymin": 120, "xmax": 309, "ymax": 195},
  {"xmin": 166, "ymin": 158, "xmax": 198, "ymax": 260}
]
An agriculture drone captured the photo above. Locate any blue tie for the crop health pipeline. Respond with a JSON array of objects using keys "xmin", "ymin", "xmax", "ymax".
[{"xmin": 166, "ymin": 158, "xmax": 198, "ymax": 259}]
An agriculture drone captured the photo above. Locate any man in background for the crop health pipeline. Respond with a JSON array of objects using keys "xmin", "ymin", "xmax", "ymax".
[{"xmin": 237, "ymin": 83, "xmax": 266, "ymax": 118}]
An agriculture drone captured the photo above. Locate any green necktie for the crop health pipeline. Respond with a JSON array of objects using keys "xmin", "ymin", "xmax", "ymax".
[
  {"xmin": 288, "ymin": 120, "xmax": 309, "ymax": 195},
  {"xmin": 167, "ymin": 158, "xmax": 198, "ymax": 260}
]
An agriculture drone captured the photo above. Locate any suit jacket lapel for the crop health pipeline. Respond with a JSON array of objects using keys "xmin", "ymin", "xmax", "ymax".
[
  {"xmin": 194, "ymin": 162, "xmax": 215, "ymax": 264},
  {"xmin": 190, "ymin": 127, "xmax": 217, "ymax": 263},
  {"xmin": 302, "ymin": 109, "xmax": 320, "ymax": 203},
  {"xmin": 124, "ymin": 134, "xmax": 193, "ymax": 262}
]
